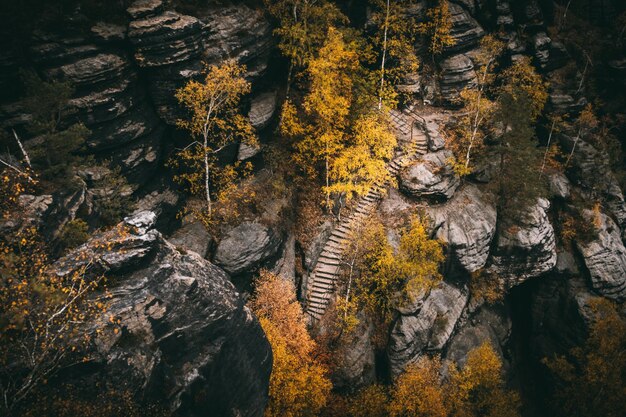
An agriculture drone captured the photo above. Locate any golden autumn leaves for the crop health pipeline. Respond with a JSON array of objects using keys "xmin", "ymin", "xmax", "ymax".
[{"xmin": 281, "ymin": 28, "xmax": 397, "ymax": 214}]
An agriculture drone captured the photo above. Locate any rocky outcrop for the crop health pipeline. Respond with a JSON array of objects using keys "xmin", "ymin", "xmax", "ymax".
[
  {"xmin": 249, "ymin": 90, "xmax": 278, "ymax": 130},
  {"xmin": 576, "ymin": 212, "xmax": 626, "ymax": 301},
  {"xmin": 28, "ymin": 30, "xmax": 165, "ymax": 184},
  {"xmin": 127, "ymin": 0, "xmax": 273, "ymax": 124},
  {"xmin": 438, "ymin": 54, "xmax": 477, "ymax": 103},
  {"xmin": 198, "ymin": 4, "xmax": 273, "ymax": 80},
  {"xmin": 445, "ymin": 305, "xmax": 511, "ymax": 369},
  {"xmin": 426, "ymin": 185, "xmax": 497, "ymax": 273},
  {"xmin": 388, "ymin": 282, "xmax": 468, "ymax": 377},
  {"xmin": 168, "ymin": 217, "xmax": 213, "ymax": 258},
  {"xmin": 445, "ymin": 2, "xmax": 485, "ymax": 54},
  {"xmin": 487, "ymin": 199, "xmax": 557, "ymax": 288},
  {"xmin": 560, "ymin": 136, "xmax": 626, "ymax": 233},
  {"xmin": 214, "ymin": 221, "xmax": 284, "ymax": 276},
  {"xmin": 399, "ymin": 150, "xmax": 460, "ymax": 202},
  {"xmin": 127, "ymin": 5, "xmax": 204, "ymax": 123},
  {"xmin": 51, "ymin": 211, "xmax": 272, "ymax": 417},
  {"xmin": 332, "ymin": 315, "xmax": 376, "ymax": 390}
]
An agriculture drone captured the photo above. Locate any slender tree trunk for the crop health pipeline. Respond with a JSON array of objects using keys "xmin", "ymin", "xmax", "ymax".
[
  {"xmin": 203, "ymin": 132, "xmax": 212, "ymax": 216},
  {"xmin": 325, "ymin": 148, "xmax": 330, "ymax": 210},
  {"xmin": 540, "ymin": 119, "xmax": 556, "ymax": 178},
  {"xmin": 12, "ymin": 129, "xmax": 31, "ymax": 168},
  {"xmin": 378, "ymin": 0, "xmax": 391, "ymax": 110},
  {"xmin": 565, "ymin": 127, "xmax": 582, "ymax": 168},
  {"xmin": 344, "ymin": 260, "xmax": 354, "ymax": 320}
]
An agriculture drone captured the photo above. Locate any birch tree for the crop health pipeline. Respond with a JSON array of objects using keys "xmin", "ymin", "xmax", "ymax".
[{"xmin": 172, "ymin": 60, "xmax": 255, "ymax": 219}]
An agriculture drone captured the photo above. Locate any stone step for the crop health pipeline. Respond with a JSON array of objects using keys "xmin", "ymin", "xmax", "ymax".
[
  {"xmin": 316, "ymin": 263, "xmax": 339, "ymax": 274},
  {"xmin": 317, "ymin": 256, "xmax": 341, "ymax": 266},
  {"xmin": 315, "ymin": 271, "xmax": 337, "ymax": 281},
  {"xmin": 312, "ymin": 281, "xmax": 334, "ymax": 291}
]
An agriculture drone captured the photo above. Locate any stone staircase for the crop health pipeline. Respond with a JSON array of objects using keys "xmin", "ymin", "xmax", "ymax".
[{"xmin": 305, "ymin": 108, "xmax": 438, "ymax": 321}]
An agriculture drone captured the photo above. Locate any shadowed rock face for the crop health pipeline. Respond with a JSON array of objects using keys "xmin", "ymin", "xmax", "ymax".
[
  {"xmin": 438, "ymin": 53, "xmax": 477, "ymax": 103},
  {"xmin": 399, "ymin": 150, "xmax": 461, "ymax": 202},
  {"xmin": 577, "ymin": 212, "xmax": 626, "ymax": 301},
  {"xmin": 427, "ymin": 184, "xmax": 497, "ymax": 274},
  {"xmin": 26, "ymin": 31, "xmax": 165, "ymax": 185},
  {"xmin": 214, "ymin": 221, "xmax": 284, "ymax": 276},
  {"xmin": 51, "ymin": 211, "xmax": 272, "ymax": 417},
  {"xmin": 487, "ymin": 198, "xmax": 557, "ymax": 288},
  {"xmin": 388, "ymin": 281, "xmax": 468, "ymax": 377}
]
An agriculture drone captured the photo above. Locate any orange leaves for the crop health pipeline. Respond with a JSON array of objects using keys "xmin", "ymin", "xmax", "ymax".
[
  {"xmin": 543, "ymin": 298, "xmax": 626, "ymax": 417},
  {"xmin": 248, "ymin": 270, "xmax": 332, "ymax": 417},
  {"xmin": 389, "ymin": 356, "xmax": 448, "ymax": 417}
]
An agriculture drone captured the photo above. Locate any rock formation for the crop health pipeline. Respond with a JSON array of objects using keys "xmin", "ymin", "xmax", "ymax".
[
  {"xmin": 399, "ymin": 150, "xmax": 460, "ymax": 202},
  {"xmin": 388, "ymin": 282, "xmax": 468, "ymax": 377},
  {"xmin": 51, "ymin": 211, "xmax": 272, "ymax": 417},
  {"xmin": 214, "ymin": 221, "xmax": 284, "ymax": 276},
  {"xmin": 487, "ymin": 198, "xmax": 557, "ymax": 288}
]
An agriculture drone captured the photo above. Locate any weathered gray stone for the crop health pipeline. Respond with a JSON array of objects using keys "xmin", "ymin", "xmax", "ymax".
[
  {"xmin": 168, "ymin": 217, "xmax": 213, "ymax": 258},
  {"xmin": 214, "ymin": 221, "xmax": 284, "ymax": 275},
  {"xmin": 249, "ymin": 90, "xmax": 278, "ymax": 130},
  {"xmin": 238, "ymin": 141, "xmax": 262, "ymax": 161},
  {"xmin": 576, "ymin": 212, "xmax": 626, "ymax": 301},
  {"xmin": 50, "ymin": 211, "xmax": 271, "ymax": 417},
  {"xmin": 488, "ymin": 198, "xmax": 557, "ymax": 287},
  {"xmin": 445, "ymin": 305, "xmax": 511, "ymax": 369},
  {"xmin": 548, "ymin": 172, "xmax": 571, "ymax": 199},
  {"xmin": 388, "ymin": 282, "xmax": 468, "ymax": 377},
  {"xmin": 439, "ymin": 54, "xmax": 477, "ymax": 103},
  {"xmin": 426, "ymin": 185, "xmax": 497, "ymax": 273},
  {"xmin": 399, "ymin": 150, "xmax": 460, "ymax": 202},
  {"xmin": 445, "ymin": 2, "xmax": 485, "ymax": 53},
  {"xmin": 332, "ymin": 315, "xmax": 376, "ymax": 390}
]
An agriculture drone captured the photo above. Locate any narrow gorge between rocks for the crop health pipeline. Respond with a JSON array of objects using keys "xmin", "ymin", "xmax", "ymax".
[{"xmin": 0, "ymin": 1, "xmax": 624, "ymax": 417}]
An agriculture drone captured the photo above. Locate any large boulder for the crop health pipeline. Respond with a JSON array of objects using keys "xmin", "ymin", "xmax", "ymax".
[
  {"xmin": 487, "ymin": 198, "xmax": 557, "ymax": 288},
  {"xmin": 444, "ymin": 2, "xmax": 485, "ymax": 54},
  {"xmin": 438, "ymin": 54, "xmax": 477, "ymax": 103},
  {"xmin": 426, "ymin": 185, "xmax": 497, "ymax": 273},
  {"xmin": 399, "ymin": 150, "xmax": 460, "ymax": 202},
  {"xmin": 214, "ymin": 221, "xmax": 284, "ymax": 276},
  {"xmin": 248, "ymin": 90, "xmax": 278, "ymax": 130},
  {"xmin": 388, "ymin": 282, "xmax": 468, "ymax": 377},
  {"xmin": 332, "ymin": 315, "xmax": 376, "ymax": 391},
  {"xmin": 444, "ymin": 305, "xmax": 511, "ymax": 369},
  {"xmin": 576, "ymin": 212, "xmax": 626, "ymax": 301},
  {"xmin": 50, "ymin": 211, "xmax": 272, "ymax": 417}
]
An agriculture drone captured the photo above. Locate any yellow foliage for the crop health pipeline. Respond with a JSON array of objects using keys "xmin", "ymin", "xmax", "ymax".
[
  {"xmin": 543, "ymin": 298, "xmax": 626, "ymax": 417},
  {"xmin": 447, "ymin": 342, "xmax": 520, "ymax": 417},
  {"xmin": 469, "ymin": 270, "xmax": 505, "ymax": 305},
  {"xmin": 389, "ymin": 355, "xmax": 448, "ymax": 417},
  {"xmin": 417, "ymin": 0, "xmax": 457, "ymax": 56},
  {"xmin": 283, "ymin": 27, "xmax": 360, "ymax": 207},
  {"xmin": 499, "ymin": 57, "xmax": 548, "ymax": 121},
  {"xmin": 249, "ymin": 270, "xmax": 332, "ymax": 417},
  {"xmin": 342, "ymin": 215, "xmax": 443, "ymax": 323},
  {"xmin": 327, "ymin": 111, "xmax": 397, "ymax": 211},
  {"xmin": 171, "ymin": 59, "xmax": 255, "ymax": 221},
  {"xmin": 263, "ymin": 0, "xmax": 348, "ymax": 69},
  {"xmin": 348, "ymin": 384, "xmax": 390, "ymax": 417}
]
